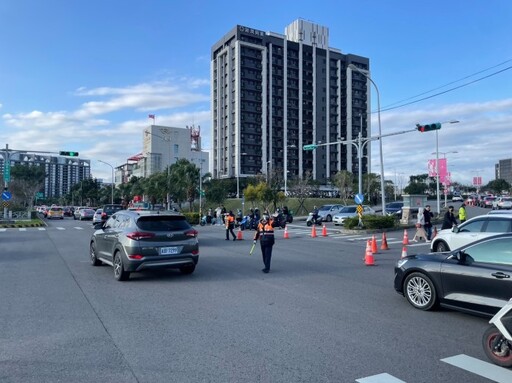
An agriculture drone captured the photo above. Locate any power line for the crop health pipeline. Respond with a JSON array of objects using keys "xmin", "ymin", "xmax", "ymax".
[{"xmin": 379, "ymin": 64, "xmax": 512, "ymax": 113}]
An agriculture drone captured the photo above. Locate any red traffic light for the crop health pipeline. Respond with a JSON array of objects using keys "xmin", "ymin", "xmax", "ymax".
[{"xmin": 416, "ymin": 123, "xmax": 441, "ymax": 132}]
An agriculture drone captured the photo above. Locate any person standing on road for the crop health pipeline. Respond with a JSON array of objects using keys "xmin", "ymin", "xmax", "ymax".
[
  {"xmin": 458, "ymin": 202, "xmax": 467, "ymax": 224},
  {"xmin": 412, "ymin": 207, "xmax": 428, "ymax": 242},
  {"xmin": 423, "ymin": 205, "xmax": 434, "ymax": 242},
  {"xmin": 442, "ymin": 206, "xmax": 458, "ymax": 230},
  {"xmin": 225, "ymin": 211, "xmax": 236, "ymax": 241},
  {"xmin": 253, "ymin": 215, "xmax": 275, "ymax": 273}
]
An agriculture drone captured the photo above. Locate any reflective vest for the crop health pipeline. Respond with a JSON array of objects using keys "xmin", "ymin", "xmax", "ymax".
[
  {"xmin": 254, "ymin": 222, "xmax": 275, "ymax": 245},
  {"xmin": 458, "ymin": 206, "xmax": 467, "ymax": 221}
]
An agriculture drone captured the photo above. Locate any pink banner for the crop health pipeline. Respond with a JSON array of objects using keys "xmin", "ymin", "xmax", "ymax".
[
  {"xmin": 473, "ymin": 176, "xmax": 482, "ymax": 186},
  {"xmin": 427, "ymin": 158, "xmax": 447, "ymax": 178}
]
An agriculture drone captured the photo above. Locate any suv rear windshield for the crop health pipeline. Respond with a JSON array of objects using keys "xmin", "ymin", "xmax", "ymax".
[
  {"xmin": 103, "ymin": 204, "xmax": 123, "ymax": 214},
  {"xmin": 136, "ymin": 216, "xmax": 191, "ymax": 231}
]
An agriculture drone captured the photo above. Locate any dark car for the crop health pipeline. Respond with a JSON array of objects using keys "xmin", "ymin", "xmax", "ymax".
[
  {"xmin": 394, "ymin": 233, "xmax": 512, "ymax": 317},
  {"xmin": 100, "ymin": 203, "xmax": 124, "ymax": 221},
  {"xmin": 385, "ymin": 202, "xmax": 404, "ymax": 217},
  {"xmin": 90, "ymin": 210, "xmax": 199, "ymax": 281}
]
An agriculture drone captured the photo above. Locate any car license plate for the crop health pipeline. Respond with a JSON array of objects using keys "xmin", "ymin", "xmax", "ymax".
[{"xmin": 160, "ymin": 246, "xmax": 179, "ymax": 255}]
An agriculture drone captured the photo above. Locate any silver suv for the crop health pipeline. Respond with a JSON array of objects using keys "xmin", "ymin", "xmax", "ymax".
[{"xmin": 90, "ymin": 210, "xmax": 199, "ymax": 281}]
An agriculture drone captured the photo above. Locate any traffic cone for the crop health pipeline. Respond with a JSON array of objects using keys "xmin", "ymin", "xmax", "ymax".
[
  {"xmin": 401, "ymin": 246, "xmax": 408, "ymax": 259},
  {"xmin": 237, "ymin": 227, "xmax": 243, "ymax": 240},
  {"xmin": 311, "ymin": 225, "xmax": 317, "ymax": 238},
  {"xmin": 365, "ymin": 240, "xmax": 375, "ymax": 266},
  {"xmin": 432, "ymin": 226, "xmax": 438, "ymax": 239},
  {"xmin": 402, "ymin": 229, "xmax": 410, "ymax": 245},
  {"xmin": 283, "ymin": 225, "xmax": 290, "ymax": 239},
  {"xmin": 322, "ymin": 224, "xmax": 328, "ymax": 237},
  {"xmin": 380, "ymin": 232, "xmax": 390, "ymax": 250},
  {"xmin": 371, "ymin": 234, "xmax": 378, "ymax": 254}
]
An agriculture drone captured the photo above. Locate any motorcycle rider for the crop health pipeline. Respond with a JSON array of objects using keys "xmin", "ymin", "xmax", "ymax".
[{"xmin": 312, "ymin": 206, "xmax": 319, "ymax": 223}]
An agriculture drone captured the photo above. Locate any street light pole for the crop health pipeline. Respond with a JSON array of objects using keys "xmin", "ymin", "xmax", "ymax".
[
  {"xmin": 348, "ymin": 64, "xmax": 386, "ymax": 215},
  {"xmin": 266, "ymin": 161, "xmax": 271, "ymax": 184},
  {"xmin": 98, "ymin": 160, "xmax": 114, "ymax": 204}
]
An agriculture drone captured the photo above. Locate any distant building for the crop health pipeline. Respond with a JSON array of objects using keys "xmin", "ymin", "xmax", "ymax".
[
  {"xmin": 0, "ymin": 151, "xmax": 90, "ymax": 199},
  {"xmin": 124, "ymin": 124, "xmax": 209, "ymax": 180},
  {"xmin": 211, "ymin": 19, "xmax": 371, "ymax": 187},
  {"xmin": 495, "ymin": 158, "xmax": 512, "ymax": 184}
]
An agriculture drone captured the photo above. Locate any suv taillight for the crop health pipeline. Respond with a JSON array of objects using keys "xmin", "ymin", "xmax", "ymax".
[
  {"xmin": 185, "ymin": 229, "xmax": 198, "ymax": 237},
  {"xmin": 126, "ymin": 232, "xmax": 155, "ymax": 240}
]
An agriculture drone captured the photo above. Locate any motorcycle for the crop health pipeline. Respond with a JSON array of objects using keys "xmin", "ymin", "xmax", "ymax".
[
  {"xmin": 482, "ymin": 298, "xmax": 512, "ymax": 367},
  {"xmin": 306, "ymin": 212, "xmax": 323, "ymax": 227}
]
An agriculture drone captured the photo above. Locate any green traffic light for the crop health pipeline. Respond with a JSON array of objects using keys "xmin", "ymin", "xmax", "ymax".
[{"xmin": 59, "ymin": 151, "xmax": 79, "ymax": 156}]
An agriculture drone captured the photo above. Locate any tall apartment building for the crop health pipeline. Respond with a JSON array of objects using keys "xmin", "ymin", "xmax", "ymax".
[
  {"xmin": 211, "ymin": 19, "xmax": 371, "ymax": 187},
  {"xmin": 495, "ymin": 158, "xmax": 512, "ymax": 184},
  {"xmin": 127, "ymin": 124, "xmax": 209, "ymax": 179},
  {"xmin": 0, "ymin": 151, "xmax": 90, "ymax": 198}
]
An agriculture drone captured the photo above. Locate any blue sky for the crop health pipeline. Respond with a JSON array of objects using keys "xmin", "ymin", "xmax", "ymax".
[{"xmin": 1, "ymin": 0, "xmax": 511, "ymax": 189}]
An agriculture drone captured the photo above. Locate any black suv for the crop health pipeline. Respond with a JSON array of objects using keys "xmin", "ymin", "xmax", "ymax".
[
  {"xmin": 90, "ymin": 210, "xmax": 199, "ymax": 281},
  {"xmin": 100, "ymin": 204, "xmax": 124, "ymax": 221}
]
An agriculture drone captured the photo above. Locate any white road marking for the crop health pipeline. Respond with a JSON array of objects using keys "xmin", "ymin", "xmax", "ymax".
[
  {"xmin": 18, "ymin": 228, "xmax": 27, "ymax": 231},
  {"xmin": 356, "ymin": 373, "xmax": 406, "ymax": 383},
  {"xmin": 56, "ymin": 227, "xmax": 65, "ymax": 230},
  {"xmin": 441, "ymin": 354, "xmax": 512, "ymax": 383}
]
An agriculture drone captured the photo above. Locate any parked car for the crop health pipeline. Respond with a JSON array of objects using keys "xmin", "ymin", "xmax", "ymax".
[
  {"xmin": 46, "ymin": 206, "xmax": 64, "ymax": 219},
  {"xmin": 384, "ymin": 202, "xmax": 404, "ymax": 218},
  {"xmin": 492, "ymin": 196, "xmax": 512, "ymax": 210},
  {"xmin": 100, "ymin": 203, "xmax": 124, "ymax": 221},
  {"xmin": 394, "ymin": 233, "xmax": 512, "ymax": 317},
  {"xmin": 452, "ymin": 195, "xmax": 464, "ymax": 202},
  {"xmin": 77, "ymin": 208, "xmax": 95, "ymax": 221},
  {"xmin": 92, "ymin": 208, "xmax": 104, "ymax": 224},
  {"xmin": 431, "ymin": 213, "xmax": 512, "ymax": 252},
  {"xmin": 332, "ymin": 205, "xmax": 376, "ymax": 226},
  {"xmin": 90, "ymin": 210, "xmax": 199, "ymax": 281},
  {"xmin": 316, "ymin": 204, "xmax": 345, "ymax": 222}
]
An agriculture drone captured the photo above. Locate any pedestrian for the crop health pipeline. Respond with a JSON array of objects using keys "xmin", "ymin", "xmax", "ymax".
[
  {"xmin": 225, "ymin": 211, "xmax": 236, "ymax": 241},
  {"xmin": 423, "ymin": 205, "xmax": 434, "ymax": 242},
  {"xmin": 253, "ymin": 215, "xmax": 275, "ymax": 273},
  {"xmin": 412, "ymin": 207, "xmax": 428, "ymax": 242},
  {"xmin": 221, "ymin": 205, "xmax": 227, "ymax": 224},
  {"xmin": 458, "ymin": 202, "xmax": 467, "ymax": 224},
  {"xmin": 442, "ymin": 205, "xmax": 458, "ymax": 230}
]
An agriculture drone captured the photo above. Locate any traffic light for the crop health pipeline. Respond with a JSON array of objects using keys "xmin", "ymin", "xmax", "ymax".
[
  {"xmin": 303, "ymin": 144, "xmax": 318, "ymax": 151},
  {"xmin": 416, "ymin": 122, "xmax": 441, "ymax": 132},
  {"xmin": 59, "ymin": 151, "xmax": 79, "ymax": 156}
]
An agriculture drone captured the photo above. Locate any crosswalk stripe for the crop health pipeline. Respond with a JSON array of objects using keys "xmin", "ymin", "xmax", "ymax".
[
  {"xmin": 356, "ymin": 373, "xmax": 406, "ymax": 383},
  {"xmin": 441, "ymin": 354, "xmax": 512, "ymax": 383},
  {"xmin": 74, "ymin": 227, "xmax": 84, "ymax": 230},
  {"xmin": 56, "ymin": 227, "xmax": 65, "ymax": 230},
  {"xmin": 19, "ymin": 228, "xmax": 27, "ymax": 231},
  {"xmin": 38, "ymin": 228, "xmax": 46, "ymax": 230},
  {"xmin": 0, "ymin": 229, "xmax": 6, "ymax": 232}
]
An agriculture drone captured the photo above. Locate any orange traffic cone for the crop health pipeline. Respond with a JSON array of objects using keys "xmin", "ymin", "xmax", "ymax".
[
  {"xmin": 311, "ymin": 225, "xmax": 317, "ymax": 238},
  {"xmin": 402, "ymin": 229, "xmax": 410, "ymax": 245},
  {"xmin": 371, "ymin": 234, "xmax": 378, "ymax": 254},
  {"xmin": 432, "ymin": 226, "xmax": 438, "ymax": 239},
  {"xmin": 365, "ymin": 240, "xmax": 375, "ymax": 266},
  {"xmin": 237, "ymin": 227, "xmax": 243, "ymax": 240},
  {"xmin": 283, "ymin": 225, "xmax": 290, "ymax": 239},
  {"xmin": 322, "ymin": 224, "xmax": 328, "ymax": 237},
  {"xmin": 380, "ymin": 232, "xmax": 390, "ymax": 250},
  {"xmin": 401, "ymin": 246, "xmax": 408, "ymax": 259}
]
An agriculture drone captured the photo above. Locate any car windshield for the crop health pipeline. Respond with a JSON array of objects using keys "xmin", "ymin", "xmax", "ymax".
[
  {"xmin": 387, "ymin": 203, "xmax": 402, "ymax": 208},
  {"xmin": 340, "ymin": 207, "xmax": 357, "ymax": 213},
  {"xmin": 136, "ymin": 216, "xmax": 191, "ymax": 231},
  {"xmin": 319, "ymin": 206, "xmax": 332, "ymax": 211}
]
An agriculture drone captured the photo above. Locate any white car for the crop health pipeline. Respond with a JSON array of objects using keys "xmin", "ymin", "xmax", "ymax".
[
  {"xmin": 92, "ymin": 208, "xmax": 104, "ymax": 224},
  {"xmin": 492, "ymin": 197, "xmax": 512, "ymax": 210},
  {"xmin": 316, "ymin": 204, "xmax": 345, "ymax": 222},
  {"xmin": 332, "ymin": 205, "xmax": 376, "ymax": 226},
  {"xmin": 431, "ymin": 214, "xmax": 512, "ymax": 252}
]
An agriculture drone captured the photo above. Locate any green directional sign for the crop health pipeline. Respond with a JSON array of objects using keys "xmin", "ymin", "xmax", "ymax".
[
  {"xmin": 303, "ymin": 144, "xmax": 318, "ymax": 151},
  {"xmin": 3, "ymin": 161, "xmax": 10, "ymax": 182}
]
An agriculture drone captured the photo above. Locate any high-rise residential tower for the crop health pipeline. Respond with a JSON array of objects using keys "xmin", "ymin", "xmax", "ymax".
[{"xmin": 211, "ymin": 19, "xmax": 371, "ymax": 190}]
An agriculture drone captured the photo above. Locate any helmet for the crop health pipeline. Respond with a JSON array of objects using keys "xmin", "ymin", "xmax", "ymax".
[{"xmin": 262, "ymin": 215, "xmax": 270, "ymax": 222}]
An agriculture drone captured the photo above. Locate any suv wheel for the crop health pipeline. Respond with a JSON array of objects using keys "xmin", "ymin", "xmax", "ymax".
[
  {"xmin": 114, "ymin": 252, "xmax": 130, "ymax": 281},
  {"xmin": 90, "ymin": 242, "xmax": 102, "ymax": 266},
  {"xmin": 180, "ymin": 264, "xmax": 196, "ymax": 275},
  {"xmin": 434, "ymin": 241, "xmax": 450, "ymax": 252}
]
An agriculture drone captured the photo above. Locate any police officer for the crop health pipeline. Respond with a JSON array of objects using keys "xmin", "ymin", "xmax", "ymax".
[
  {"xmin": 253, "ymin": 215, "xmax": 275, "ymax": 273},
  {"xmin": 225, "ymin": 211, "xmax": 236, "ymax": 241}
]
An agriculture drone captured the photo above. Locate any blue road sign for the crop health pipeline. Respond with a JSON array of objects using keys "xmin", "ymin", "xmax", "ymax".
[
  {"xmin": 355, "ymin": 193, "xmax": 364, "ymax": 204},
  {"xmin": 1, "ymin": 191, "xmax": 12, "ymax": 201}
]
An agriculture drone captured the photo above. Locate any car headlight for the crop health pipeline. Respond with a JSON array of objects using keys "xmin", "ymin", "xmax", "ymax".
[{"xmin": 396, "ymin": 259, "xmax": 408, "ymax": 268}]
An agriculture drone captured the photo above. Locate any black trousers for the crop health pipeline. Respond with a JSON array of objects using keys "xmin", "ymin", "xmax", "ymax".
[
  {"xmin": 226, "ymin": 226, "xmax": 236, "ymax": 240},
  {"xmin": 260, "ymin": 243, "xmax": 274, "ymax": 271}
]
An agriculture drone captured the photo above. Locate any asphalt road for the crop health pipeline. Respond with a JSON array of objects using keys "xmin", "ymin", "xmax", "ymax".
[{"xmin": 0, "ymin": 208, "xmax": 509, "ymax": 383}]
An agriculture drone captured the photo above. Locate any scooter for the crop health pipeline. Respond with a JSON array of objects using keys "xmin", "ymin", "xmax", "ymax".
[
  {"xmin": 306, "ymin": 212, "xmax": 323, "ymax": 227},
  {"xmin": 482, "ymin": 298, "xmax": 512, "ymax": 367}
]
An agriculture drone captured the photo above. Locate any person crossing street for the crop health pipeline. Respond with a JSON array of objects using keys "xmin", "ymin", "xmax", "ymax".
[{"xmin": 225, "ymin": 211, "xmax": 236, "ymax": 241}]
